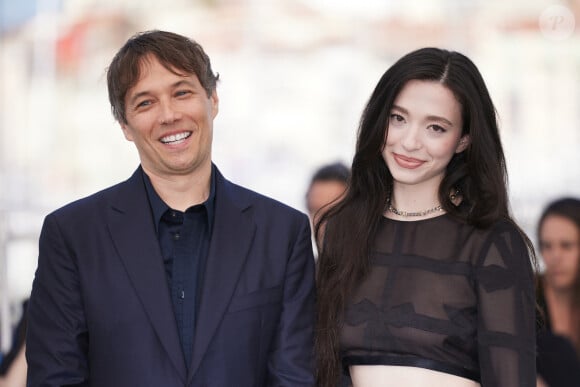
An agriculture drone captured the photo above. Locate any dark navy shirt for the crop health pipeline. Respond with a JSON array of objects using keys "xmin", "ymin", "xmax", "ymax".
[{"xmin": 142, "ymin": 167, "xmax": 216, "ymax": 369}]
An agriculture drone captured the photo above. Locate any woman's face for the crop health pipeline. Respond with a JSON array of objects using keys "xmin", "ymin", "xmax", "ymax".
[
  {"xmin": 382, "ymin": 80, "xmax": 469, "ymax": 193},
  {"xmin": 540, "ymin": 214, "xmax": 580, "ymax": 292}
]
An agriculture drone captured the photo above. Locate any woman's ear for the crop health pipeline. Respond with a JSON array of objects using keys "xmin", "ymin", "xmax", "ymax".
[{"xmin": 456, "ymin": 134, "xmax": 470, "ymax": 153}]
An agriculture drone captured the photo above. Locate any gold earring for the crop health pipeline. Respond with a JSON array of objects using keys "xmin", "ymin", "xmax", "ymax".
[{"xmin": 450, "ymin": 189, "xmax": 460, "ymax": 201}]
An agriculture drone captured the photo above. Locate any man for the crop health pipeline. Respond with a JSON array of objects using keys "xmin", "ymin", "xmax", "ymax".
[
  {"xmin": 26, "ymin": 30, "xmax": 316, "ymax": 387},
  {"xmin": 305, "ymin": 162, "xmax": 349, "ymax": 229}
]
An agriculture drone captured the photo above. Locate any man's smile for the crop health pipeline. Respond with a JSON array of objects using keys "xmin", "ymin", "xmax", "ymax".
[{"xmin": 160, "ymin": 131, "xmax": 192, "ymax": 144}]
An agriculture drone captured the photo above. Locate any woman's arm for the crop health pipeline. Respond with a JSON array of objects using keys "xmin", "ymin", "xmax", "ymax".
[
  {"xmin": 476, "ymin": 222, "xmax": 536, "ymax": 386},
  {"xmin": 0, "ymin": 345, "xmax": 27, "ymax": 387}
]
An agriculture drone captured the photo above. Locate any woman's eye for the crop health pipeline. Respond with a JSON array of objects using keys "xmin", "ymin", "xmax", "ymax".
[
  {"xmin": 561, "ymin": 241, "xmax": 577, "ymax": 251},
  {"xmin": 429, "ymin": 124, "xmax": 446, "ymax": 133},
  {"xmin": 389, "ymin": 114, "xmax": 404, "ymax": 123},
  {"xmin": 540, "ymin": 241, "xmax": 553, "ymax": 252}
]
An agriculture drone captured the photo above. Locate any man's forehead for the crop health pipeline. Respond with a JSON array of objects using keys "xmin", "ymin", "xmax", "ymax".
[
  {"xmin": 125, "ymin": 56, "xmax": 197, "ymax": 97},
  {"xmin": 136, "ymin": 54, "xmax": 189, "ymax": 78}
]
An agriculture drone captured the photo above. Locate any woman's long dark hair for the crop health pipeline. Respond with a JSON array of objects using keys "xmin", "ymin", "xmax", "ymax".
[
  {"xmin": 537, "ymin": 197, "xmax": 580, "ymax": 355},
  {"xmin": 314, "ymin": 47, "xmax": 537, "ymax": 386}
]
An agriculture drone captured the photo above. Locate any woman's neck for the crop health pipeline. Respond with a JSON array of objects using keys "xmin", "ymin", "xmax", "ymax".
[
  {"xmin": 387, "ymin": 183, "xmax": 441, "ymax": 220},
  {"xmin": 544, "ymin": 284, "xmax": 578, "ymax": 342},
  {"xmin": 391, "ymin": 182, "xmax": 440, "ymax": 206}
]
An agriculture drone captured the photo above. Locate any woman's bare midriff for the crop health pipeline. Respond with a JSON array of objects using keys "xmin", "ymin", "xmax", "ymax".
[{"xmin": 349, "ymin": 365, "xmax": 481, "ymax": 387}]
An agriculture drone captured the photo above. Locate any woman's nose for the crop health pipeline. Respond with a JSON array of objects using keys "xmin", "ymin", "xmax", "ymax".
[{"xmin": 401, "ymin": 126, "xmax": 421, "ymax": 151}]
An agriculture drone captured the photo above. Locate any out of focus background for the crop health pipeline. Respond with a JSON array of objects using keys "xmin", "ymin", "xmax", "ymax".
[{"xmin": 1, "ymin": 0, "xmax": 579, "ymax": 351}]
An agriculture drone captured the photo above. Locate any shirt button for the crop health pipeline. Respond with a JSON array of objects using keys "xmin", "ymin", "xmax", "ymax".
[{"xmin": 173, "ymin": 233, "xmax": 180, "ymax": 241}]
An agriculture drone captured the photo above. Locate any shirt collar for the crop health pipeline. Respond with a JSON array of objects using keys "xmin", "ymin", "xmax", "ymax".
[{"xmin": 142, "ymin": 165, "xmax": 217, "ymax": 233}]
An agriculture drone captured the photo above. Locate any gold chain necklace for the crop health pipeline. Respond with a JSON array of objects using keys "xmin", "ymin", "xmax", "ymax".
[{"xmin": 387, "ymin": 202, "xmax": 442, "ymax": 217}]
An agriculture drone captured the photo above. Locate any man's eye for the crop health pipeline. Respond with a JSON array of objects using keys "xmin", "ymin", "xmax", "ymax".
[
  {"xmin": 175, "ymin": 90, "xmax": 192, "ymax": 97},
  {"xmin": 136, "ymin": 100, "xmax": 151, "ymax": 108}
]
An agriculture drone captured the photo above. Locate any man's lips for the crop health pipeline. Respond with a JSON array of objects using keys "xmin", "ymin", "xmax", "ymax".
[
  {"xmin": 393, "ymin": 153, "xmax": 424, "ymax": 169},
  {"xmin": 160, "ymin": 131, "xmax": 192, "ymax": 144}
]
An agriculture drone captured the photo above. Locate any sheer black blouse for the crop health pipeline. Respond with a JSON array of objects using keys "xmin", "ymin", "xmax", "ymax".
[{"xmin": 340, "ymin": 214, "xmax": 536, "ymax": 386}]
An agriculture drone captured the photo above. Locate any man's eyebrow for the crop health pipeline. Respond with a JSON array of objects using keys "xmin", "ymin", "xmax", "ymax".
[
  {"xmin": 128, "ymin": 91, "xmax": 151, "ymax": 106},
  {"xmin": 172, "ymin": 79, "xmax": 196, "ymax": 89}
]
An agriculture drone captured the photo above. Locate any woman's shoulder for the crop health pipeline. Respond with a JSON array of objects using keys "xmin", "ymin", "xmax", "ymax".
[
  {"xmin": 471, "ymin": 217, "xmax": 533, "ymax": 270},
  {"xmin": 484, "ymin": 218, "xmax": 529, "ymax": 248},
  {"xmin": 459, "ymin": 217, "xmax": 527, "ymax": 243}
]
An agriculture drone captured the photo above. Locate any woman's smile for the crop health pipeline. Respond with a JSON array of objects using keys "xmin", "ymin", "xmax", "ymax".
[{"xmin": 393, "ymin": 153, "xmax": 425, "ymax": 169}]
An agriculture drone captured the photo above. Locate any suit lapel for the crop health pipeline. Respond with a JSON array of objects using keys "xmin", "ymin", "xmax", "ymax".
[
  {"xmin": 188, "ymin": 170, "xmax": 256, "ymax": 382},
  {"xmin": 107, "ymin": 168, "xmax": 187, "ymax": 382}
]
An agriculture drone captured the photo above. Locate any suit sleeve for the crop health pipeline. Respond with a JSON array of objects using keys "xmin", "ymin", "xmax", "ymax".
[
  {"xmin": 267, "ymin": 214, "xmax": 316, "ymax": 386},
  {"xmin": 26, "ymin": 214, "xmax": 89, "ymax": 387}
]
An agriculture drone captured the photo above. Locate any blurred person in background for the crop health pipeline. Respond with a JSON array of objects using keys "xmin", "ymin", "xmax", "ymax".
[
  {"xmin": 0, "ymin": 300, "xmax": 27, "ymax": 387},
  {"xmin": 26, "ymin": 30, "xmax": 315, "ymax": 387},
  {"xmin": 306, "ymin": 162, "xmax": 350, "ymax": 225},
  {"xmin": 315, "ymin": 47, "xmax": 537, "ymax": 387},
  {"xmin": 305, "ymin": 162, "xmax": 349, "ymax": 252},
  {"xmin": 536, "ymin": 197, "xmax": 580, "ymax": 387},
  {"xmin": 0, "ymin": 347, "xmax": 26, "ymax": 387}
]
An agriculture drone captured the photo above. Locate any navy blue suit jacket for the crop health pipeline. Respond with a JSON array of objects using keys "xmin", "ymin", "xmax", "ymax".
[{"xmin": 26, "ymin": 166, "xmax": 316, "ymax": 386}]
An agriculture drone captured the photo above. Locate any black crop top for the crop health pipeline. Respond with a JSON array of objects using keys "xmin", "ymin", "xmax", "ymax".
[{"xmin": 340, "ymin": 214, "xmax": 536, "ymax": 386}]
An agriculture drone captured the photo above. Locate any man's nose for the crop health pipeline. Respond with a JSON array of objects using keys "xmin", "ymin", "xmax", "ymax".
[{"xmin": 158, "ymin": 100, "xmax": 180, "ymax": 125}]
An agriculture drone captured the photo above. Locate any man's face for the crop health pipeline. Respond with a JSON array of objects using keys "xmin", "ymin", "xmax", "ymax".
[
  {"xmin": 121, "ymin": 55, "xmax": 219, "ymax": 180},
  {"xmin": 307, "ymin": 180, "xmax": 347, "ymax": 225}
]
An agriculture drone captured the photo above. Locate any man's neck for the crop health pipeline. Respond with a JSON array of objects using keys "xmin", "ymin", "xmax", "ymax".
[{"xmin": 144, "ymin": 165, "xmax": 212, "ymax": 211}]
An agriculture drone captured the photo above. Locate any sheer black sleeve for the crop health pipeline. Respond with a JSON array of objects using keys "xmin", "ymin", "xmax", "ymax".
[{"xmin": 475, "ymin": 221, "xmax": 536, "ymax": 386}]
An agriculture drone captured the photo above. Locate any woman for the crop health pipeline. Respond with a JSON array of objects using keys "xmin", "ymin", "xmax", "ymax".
[
  {"xmin": 0, "ymin": 346, "xmax": 27, "ymax": 387},
  {"xmin": 315, "ymin": 48, "xmax": 536, "ymax": 387},
  {"xmin": 0, "ymin": 300, "xmax": 27, "ymax": 387},
  {"xmin": 536, "ymin": 198, "xmax": 580, "ymax": 387}
]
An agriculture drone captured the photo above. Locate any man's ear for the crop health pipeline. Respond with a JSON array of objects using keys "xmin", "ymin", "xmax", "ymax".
[
  {"xmin": 456, "ymin": 134, "xmax": 470, "ymax": 153},
  {"xmin": 211, "ymin": 90, "xmax": 219, "ymax": 119},
  {"xmin": 120, "ymin": 123, "xmax": 134, "ymax": 142}
]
